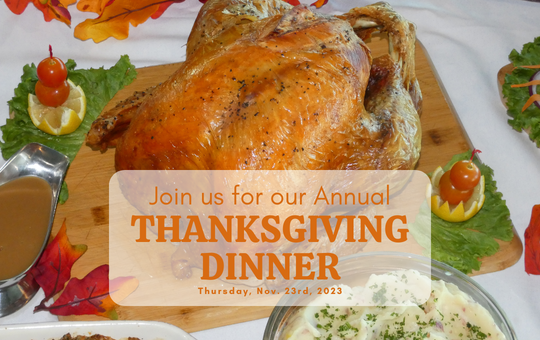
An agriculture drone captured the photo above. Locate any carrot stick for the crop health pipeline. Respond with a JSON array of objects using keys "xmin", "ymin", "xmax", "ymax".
[
  {"xmin": 522, "ymin": 94, "xmax": 540, "ymax": 112},
  {"xmin": 511, "ymin": 80, "xmax": 540, "ymax": 88},
  {"xmin": 521, "ymin": 65, "xmax": 540, "ymax": 69}
]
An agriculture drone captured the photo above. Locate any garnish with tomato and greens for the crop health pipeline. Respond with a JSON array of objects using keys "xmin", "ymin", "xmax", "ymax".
[
  {"xmin": 503, "ymin": 36, "xmax": 540, "ymax": 147},
  {"xmin": 411, "ymin": 150, "xmax": 514, "ymax": 274}
]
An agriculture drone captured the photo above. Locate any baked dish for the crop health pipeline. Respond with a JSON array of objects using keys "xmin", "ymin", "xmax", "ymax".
[
  {"xmin": 88, "ymin": 0, "xmax": 422, "ymax": 282},
  {"xmin": 87, "ymin": 0, "xmax": 422, "ymax": 172}
]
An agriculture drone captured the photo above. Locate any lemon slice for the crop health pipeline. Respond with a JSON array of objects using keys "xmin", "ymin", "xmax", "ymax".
[
  {"xmin": 28, "ymin": 79, "xmax": 86, "ymax": 136},
  {"xmin": 430, "ymin": 166, "xmax": 485, "ymax": 222}
]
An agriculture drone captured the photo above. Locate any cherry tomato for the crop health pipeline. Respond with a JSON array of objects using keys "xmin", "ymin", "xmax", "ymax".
[
  {"xmin": 35, "ymin": 80, "xmax": 70, "ymax": 107},
  {"xmin": 439, "ymin": 171, "xmax": 473, "ymax": 205},
  {"xmin": 37, "ymin": 56, "xmax": 68, "ymax": 88},
  {"xmin": 449, "ymin": 160, "xmax": 481, "ymax": 191}
]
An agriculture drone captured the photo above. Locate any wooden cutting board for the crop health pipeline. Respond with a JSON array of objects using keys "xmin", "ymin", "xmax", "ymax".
[{"xmin": 51, "ymin": 37, "xmax": 523, "ymax": 332}]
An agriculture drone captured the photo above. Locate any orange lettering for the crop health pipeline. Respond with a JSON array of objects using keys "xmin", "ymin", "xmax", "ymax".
[
  {"xmin": 201, "ymin": 253, "xmax": 223, "ymax": 280},
  {"xmin": 385, "ymin": 215, "xmax": 408, "ymax": 242},
  {"xmin": 293, "ymin": 253, "xmax": 315, "ymax": 280},
  {"xmin": 371, "ymin": 192, "xmax": 384, "ymax": 205},
  {"xmin": 156, "ymin": 215, "xmax": 182, "ymax": 242},
  {"xmin": 239, "ymin": 253, "xmax": 264, "ymax": 280},
  {"xmin": 181, "ymin": 216, "xmax": 209, "ymax": 242},
  {"xmin": 261, "ymin": 215, "xmax": 280, "ymax": 242},
  {"xmin": 267, "ymin": 253, "xmax": 291, "ymax": 280},
  {"xmin": 271, "ymin": 192, "xmax": 283, "ymax": 205},
  {"xmin": 236, "ymin": 215, "xmax": 260, "ymax": 242},
  {"xmin": 215, "ymin": 192, "xmax": 224, "ymax": 205},
  {"xmin": 313, "ymin": 186, "xmax": 329, "ymax": 205},
  {"xmin": 308, "ymin": 216, "xmax": 320, "ymax": 242},
  {"xmin": 209, "ymin": 215, "xmax": 233, "ymax": 242},
  {"xmin": 283, "ymin": 215, "xmax": 305, "ymax": 242},
  {"xmin": 315, "ymin": 215, "xmax": 355, "ymax": 243},
  {"xmin": 131, "ymin": 215, "xmax": 153, "ymax": 242},
  {"xmin": 358, "ymin": 215, "xmax": 383, "ymax": 242},
  {"xmin": 226, "ymin": 253, "xmax": 236, "ymax": 280},
  {"xmin": 317, "ymin": 253, "xmax": 340, "ymax": 279}
]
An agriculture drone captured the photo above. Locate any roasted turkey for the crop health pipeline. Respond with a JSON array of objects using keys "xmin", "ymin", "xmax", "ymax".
[
  {"xmin": 89, "ymin": 0, "xmax": 422, "ymax": 283},
  {"xmin": 87, "ymin": 0, "xmax": 422, "ymax": 172}
]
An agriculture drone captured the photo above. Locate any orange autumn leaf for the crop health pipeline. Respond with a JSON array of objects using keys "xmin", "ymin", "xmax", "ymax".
[
  {"xmin": 59, "ymin": 0, "xmax": 76, "ymax": 6},
  {"xmin": 29, "ymin": 219, "xmax": 87, "ymax": 301},
  {"xmin": 74, "ymin": 0, "xmax": 184, "ymax": 43},
  {"xmin": 310, "ymin": 0, "xmax": 329, "ymax": 9},
  {"xmin": 5, "ymin": 0, "xmax": 74, "ymax": 26},
  {"xmin": 35, "ymin": 264, "xmax": 139, "ymax": 319},
  {"xmin": 76, "ymin": 0, "xmax": 110, "ymax": 14}
]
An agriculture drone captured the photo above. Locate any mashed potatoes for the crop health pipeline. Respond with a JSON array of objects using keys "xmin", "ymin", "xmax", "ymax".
[{"xmin": 279, "ymin": 270, "xmax": 506, "ymax": 340}]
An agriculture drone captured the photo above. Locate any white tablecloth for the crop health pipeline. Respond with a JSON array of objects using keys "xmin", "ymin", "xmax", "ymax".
[{"xmin": 0, "ymin": 0, "xmax": 539, "ymax": 339}]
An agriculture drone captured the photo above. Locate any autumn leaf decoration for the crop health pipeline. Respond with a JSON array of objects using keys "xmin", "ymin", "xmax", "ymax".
[
  {"xmin": 74, "ymin": 0, "xmax": 187, "ymax": 43},
  {"xmin": 5, "ymin": 0, "xmax": 192, "ymax": 43},
  {"xmin": 525, "ymin": 205, "xmax": 540, "ymax": 275},
  {"xmin": 5, "ymin": 0, "xmax": 331, "ymax": 43},
  {"xmin": 284, "ymin": 0, "xmax": 301, "ymax": 5},
  {"xmin": 36, "ymin": 265, "xmax": 139, "ymax": 319},
  {"xmin": 29, "ymin": 220, "xmax": 87, "ymax": 300},
  {"xmin": 5, "ymin": 0, "xmax": 75, "ymax": 26},
  {"xmin": 310, "ymin": 0, "xmax": 328, "ymax": 9},
  {"xmin": 28, "ymin": 220, "xmax": 138, "ymax": 319}
]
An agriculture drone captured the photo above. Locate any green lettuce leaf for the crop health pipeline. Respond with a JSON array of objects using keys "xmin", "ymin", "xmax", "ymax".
[
  {"xmin": 411, "ymin": 150, "xmax": 514, "ymax": 274},
  {"xmin": 502, "ymin": 36, "xmax": 540, "ymax": 147},
  {"xmin": 1, "ymin": 56, "xmax": 137, "ymax": 202}
]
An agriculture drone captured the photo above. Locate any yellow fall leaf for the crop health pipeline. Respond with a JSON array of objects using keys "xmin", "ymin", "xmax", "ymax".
[
  {"xmin": 59, "ymin": 0, "xmax": 77, "ymax": 6},
  {"xmin": 76, "ymin": 0, "xmax": 109, "ymax": 14},
  {"xmin": 74, "ymin": 0, "xmax": 182, "ymax": 43}
]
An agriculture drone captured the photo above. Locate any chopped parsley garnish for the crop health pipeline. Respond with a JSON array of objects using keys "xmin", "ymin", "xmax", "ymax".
[
  {"xmin": 468, "ymin": 322, "xmax": 488, "ymax": 340},
  {"xmin": 337, "ymin": 322, "xmax": 357, "ymax": 332},
  {"xmin": 366, "ymin": 313, "xmax": 377, "ymax": 322},
  {"xmin": 372, "ymin": 283, "xmax": 388, "ymax": 305}
]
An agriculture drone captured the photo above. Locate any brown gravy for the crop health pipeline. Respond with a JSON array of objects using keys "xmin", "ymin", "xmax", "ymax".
[{"xmin": 0, "ymin": 176, "xmax": 53, "ymax": 281}]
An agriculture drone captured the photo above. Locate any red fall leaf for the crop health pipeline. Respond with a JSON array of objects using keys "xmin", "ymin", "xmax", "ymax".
[
  {"xmin": 35, "ymin": 264, "xmax": 139, "ymax": 319},
  {"xmin": 150, "ymin": 1, "xmax": 176, "ymax": 19},
  {"xmin": 525, "ymin": 204, "xmax": 540, "ymax": 275},
  {"xmin": 5, "ymin": 0, "xmax": 75, "ymax": 26},
  {"xmin": 5, "ymin": 0, "xmax": 32, "ymax": 15},
  {"xmin": 29, "ymin": 220, "xmax": 87, "ymax": 301},
  {"xmin": 284, "ymin": 0, "xmax": 301, "ymax": 5},
  {"xmin": 74, "ymin": 0, "xmax": 184, "ymax": 43}
]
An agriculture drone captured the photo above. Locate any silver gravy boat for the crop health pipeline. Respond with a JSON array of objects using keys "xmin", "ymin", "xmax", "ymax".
[{"xmin": 0, "ymin": 143, "xmax": 69, "ymax": 317}]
